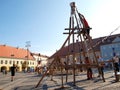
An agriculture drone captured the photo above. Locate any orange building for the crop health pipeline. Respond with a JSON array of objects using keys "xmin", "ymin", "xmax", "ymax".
[{"xmin": 0, "ymin": 45, "xmax": 37, "ymax": 72}]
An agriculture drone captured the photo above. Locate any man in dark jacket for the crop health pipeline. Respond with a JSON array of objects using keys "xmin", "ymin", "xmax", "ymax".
[{"xmin": 10, "ymin": 64, "xmax": 16, "ymax": 81}]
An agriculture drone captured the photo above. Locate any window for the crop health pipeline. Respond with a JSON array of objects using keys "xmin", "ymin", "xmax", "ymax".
[
  {"xmin": 5, "ymin": 60, "xmax": 7, "ymax": 64},
  {"xmin": 1, "ymin": 60, "xmax": 3, "ymax": 64},
  {"xmin": 9, "ymin": 61, "xmax": 12, "ymax": 64},
  {"xmin": 17, "ymin": 61, "xmax": 19, "ymax": 64},
  {"xmin": 13, "ymin": 61, "xmax": 15, "ymax": 64}
]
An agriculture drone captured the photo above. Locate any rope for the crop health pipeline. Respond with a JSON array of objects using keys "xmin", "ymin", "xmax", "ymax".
[{"xmin": 92, "ymin": 25, "xmax": 120, "ymax": 49}]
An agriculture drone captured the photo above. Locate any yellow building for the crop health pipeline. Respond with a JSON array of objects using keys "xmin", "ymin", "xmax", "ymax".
[{"xmin": 0, "ymin": 45, "xmax": 37, "ymax": 72}]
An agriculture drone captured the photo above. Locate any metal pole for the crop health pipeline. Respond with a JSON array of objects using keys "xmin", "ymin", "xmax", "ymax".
[{"xmin": 25, "ymin": 41, "xmax": 31, "ymax": 71}]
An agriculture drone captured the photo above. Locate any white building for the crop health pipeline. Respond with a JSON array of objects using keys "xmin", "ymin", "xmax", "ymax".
[{"xmin": 31, "ymin": 53, "xmax": 49, "ymax": 67}]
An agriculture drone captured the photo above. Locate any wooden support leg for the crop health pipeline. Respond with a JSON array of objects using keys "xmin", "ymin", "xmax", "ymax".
[
  {"xmin": 66, "ymin": 69, "xmax": 68, "ymax": 82},
  {"xmin": 35, "ymin": 58, "xmax": 56, "ymax": 88}
]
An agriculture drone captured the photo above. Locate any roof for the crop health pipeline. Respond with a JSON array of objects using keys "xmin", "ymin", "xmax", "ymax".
[
  {"xmin": 0, "ymin": 45, "xmax": 35, "ymax": 60},
  {"xmin": 49, "ymin": 33, "xmax": 120, "ymax": 59}
]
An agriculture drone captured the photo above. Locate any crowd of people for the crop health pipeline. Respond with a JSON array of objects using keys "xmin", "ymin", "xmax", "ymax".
[{"xmin": 84, "ymin": 55, "xmax": 120, "ymax": 80}]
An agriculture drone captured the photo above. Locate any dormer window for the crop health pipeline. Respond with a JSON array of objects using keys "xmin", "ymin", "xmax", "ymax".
[{"xmin": 11, "ymin": 54, "xmax": 14, "ymax": 57}]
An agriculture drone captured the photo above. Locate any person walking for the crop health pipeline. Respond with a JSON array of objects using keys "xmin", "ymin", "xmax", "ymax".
[
  {"xmin": 10, "ymin": 64, "xmax": 16, "ymax": 81},
  {"xmin": 85, "ymin": 57, "xmax": 93, "ymax": 80},
  {"xmin": 2, "ymin": 69, "xmax": 5, "ymax": 75},
  {"xmin": 97, "ymin": 56, "xmax": 104, "ymax": 77},
  {"xmin": 113, "ymin": 55, "xmax": 119, "ymax": 72}
]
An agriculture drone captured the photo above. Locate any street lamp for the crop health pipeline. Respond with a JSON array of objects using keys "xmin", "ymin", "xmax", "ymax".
[
  {"xmin": 25, "ymin": 41, "xmax": 31, "ymax": 59},
  {"xmin": 25, "ymin": 41, "xmax": 31, "ymax": 71}
]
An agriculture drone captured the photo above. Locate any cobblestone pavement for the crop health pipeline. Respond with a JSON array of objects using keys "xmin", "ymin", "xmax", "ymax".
[
  {"xmin": 0, "ymin": 72, "xmax": 38, "ymax": 90},
  {"xmin": 0, "ymin": 69, "xmax": 120, "ymax": 90}
]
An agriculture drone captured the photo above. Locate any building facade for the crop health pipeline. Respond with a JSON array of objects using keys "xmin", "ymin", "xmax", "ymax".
[
  {"xmin": 32, "ymin": 53, "xmax": 49, "ymax": 67},
  {"xmin": 100, "ymin": 36, "xmax": 120, "ymax": 60},
  {"xmin": 0, "ymin": 45, "xmax": 37, "ymax": 72}
]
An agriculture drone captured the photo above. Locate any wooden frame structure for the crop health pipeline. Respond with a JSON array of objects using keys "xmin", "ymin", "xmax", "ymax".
[{"xmin": 35, "ymin": 2, "xmax": 106, "ymax": 88}]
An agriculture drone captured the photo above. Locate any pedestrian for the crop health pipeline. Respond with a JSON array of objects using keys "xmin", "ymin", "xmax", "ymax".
[
  {"xmin": 113, "ymin": 55, "xmax": 119, "ymax": 72},
  {"xmin": 5, "ymin": 70, "xmax": 7, "ymax": 75},
  {"xmin": 2, "ymin": 69, "xmax": 5, "ymax": 75},
  {"xmin": 85, "ymin": 57, "xmax": 93, "ymax": 80},
  {"xmin": 97, "ymin": 56, "xmax": 104, "ymax": 77},
  {"xmin": 10, "ymin": 64, "xmax": 16, "ymax": 81}
]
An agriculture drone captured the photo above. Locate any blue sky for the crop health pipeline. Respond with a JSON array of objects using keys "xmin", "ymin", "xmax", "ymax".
[{"xmin": 0, "ymin": 0, "xmax": 120, "ymax": 56}]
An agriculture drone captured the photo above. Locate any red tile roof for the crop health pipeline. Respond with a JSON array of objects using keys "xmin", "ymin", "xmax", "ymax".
[
  {"xmin": 0, "ymin": 45, "xmax": 34, "ymax": 60},
  {"xmin": 49, "ymin": 33, "xmax": 120, "ymax": 59}
]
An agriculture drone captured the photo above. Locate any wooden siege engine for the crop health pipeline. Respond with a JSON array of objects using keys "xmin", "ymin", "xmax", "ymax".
[{"xmin": 35, "ymin": 2, "xmax": 105, "ymax": 88}]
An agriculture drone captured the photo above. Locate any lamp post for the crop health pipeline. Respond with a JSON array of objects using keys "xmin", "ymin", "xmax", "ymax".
[
  {"xmin": 25, "ymin": 41, "xmax": 31, "ymax": 59},
  {"xmin": 25, "ymin": 41, "xmax": 31, "ymax": 71}
]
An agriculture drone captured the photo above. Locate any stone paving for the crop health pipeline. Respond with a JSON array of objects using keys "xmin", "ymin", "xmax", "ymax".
[{"xmin": 0, "ymin": 69, "xmax": 120, "ymax": 90}]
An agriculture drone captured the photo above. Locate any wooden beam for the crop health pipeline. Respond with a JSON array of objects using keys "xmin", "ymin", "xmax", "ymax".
[{"xmin": 63, "ymin": 32, "xmax": 78, "ymax": 34}]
